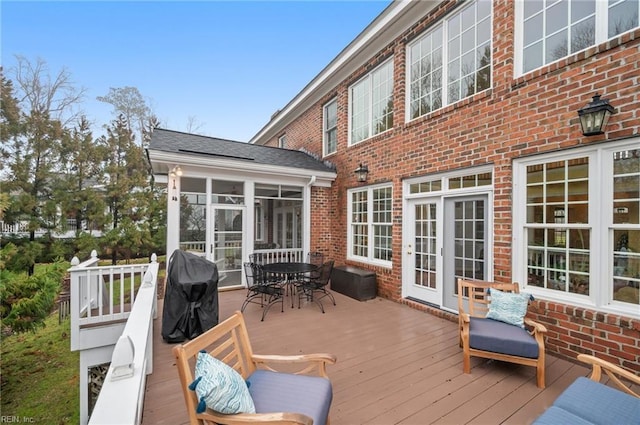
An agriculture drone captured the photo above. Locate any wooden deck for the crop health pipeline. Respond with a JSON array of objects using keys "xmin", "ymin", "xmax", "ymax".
[{"xmin": 142, "ymin": 289, "xmax": 591, "ymax": 425}]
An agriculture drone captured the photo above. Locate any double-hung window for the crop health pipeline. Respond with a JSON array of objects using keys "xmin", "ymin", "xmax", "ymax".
[
  {"xmin": 407, "ymin": 0, "xmax": 492, "ymax": 120},
  {"xmin": 323, "ymin": 98, "xmax": 337, "ymax": 156},
  {"xmin": 513, "ymin": 139, "xmax": 640, "ymax": 317},
  {"xmin": 349, "ymin": 59, "xmax": 394, "ymax": 145},
  {"xmin": 517, "ymin": 0, "xmax": 640, "ymax": 75},
  {"xmin": 348, "ymin": 185, "xmax": 393, "ymax": 266}
]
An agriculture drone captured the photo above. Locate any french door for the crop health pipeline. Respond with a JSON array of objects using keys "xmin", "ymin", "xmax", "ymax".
[
  {"xmin": 404, "ymin": 194, "xmax": 489, "ymax": 311},
  {"xmin": 442, "ymin": 196, "xmax": 488, "ymax": 310}
]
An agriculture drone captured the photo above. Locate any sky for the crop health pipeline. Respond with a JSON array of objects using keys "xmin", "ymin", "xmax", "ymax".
[{"xmin": 1, "ymin": 0, "xmax": 391, "ymax": 142}]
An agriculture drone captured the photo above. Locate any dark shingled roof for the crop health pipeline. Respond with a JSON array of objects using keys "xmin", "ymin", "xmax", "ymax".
[{"xmin": 148, "ymin": 128, "xmax": 335, "ymax": 173}]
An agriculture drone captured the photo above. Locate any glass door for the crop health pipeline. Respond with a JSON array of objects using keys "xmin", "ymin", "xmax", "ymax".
[{"xmin": 211, "ymin": 205, "xmax": 245, "ymax": 288}]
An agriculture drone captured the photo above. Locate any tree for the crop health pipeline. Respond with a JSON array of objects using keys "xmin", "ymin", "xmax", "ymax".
[
  {"xmin": 97, "ymin": 86, "xmax": 152, "ymax": 147},
  {"xmin": 1, "ymin": 58, "xmax": 84, "ymax": 274},
  {"xmin": 56, "ymin": 116, "xmax": 108, "ymax": 236},
  {"xmin": 102, "ymin": 114, "xmax": 150, "ymax": 264}
]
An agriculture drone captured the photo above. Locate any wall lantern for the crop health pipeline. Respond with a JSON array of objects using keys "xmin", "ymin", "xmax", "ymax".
[
  {"xmin": 354, "ymin": 163, "xmax": 369, "ymax": 182},
  {"xmin": 577, "ymin": 94, "xmax": 614, "ymax": 136}
]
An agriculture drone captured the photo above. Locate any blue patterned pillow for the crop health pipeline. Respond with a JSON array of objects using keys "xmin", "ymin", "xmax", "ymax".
[
  {"xmin": 486, "ymin": 288, "xmax": 532, "ymax": 328},
  {"xmin": 189, "ymin": 351, "xmax": 256, "ymax": 414}
]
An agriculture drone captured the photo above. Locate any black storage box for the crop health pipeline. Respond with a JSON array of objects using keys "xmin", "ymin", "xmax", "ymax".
[{"xmin": 330, "ymin": 265, "xmax": 377, "ymax": 301}]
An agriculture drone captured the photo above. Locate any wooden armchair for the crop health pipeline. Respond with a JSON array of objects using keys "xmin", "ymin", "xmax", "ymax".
[
  {"xmin": 457, "ymin": 278, "xmax": 547, "ymax": 388},
  {"xmin": 173, "ymin": 310, "xmax": 337, "ymax": 425}
]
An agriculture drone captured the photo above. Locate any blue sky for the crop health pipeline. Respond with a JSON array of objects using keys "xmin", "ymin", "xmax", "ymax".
[{"xmin": 1, "ymin": 0, "xmax": 391, "ymax": 141}]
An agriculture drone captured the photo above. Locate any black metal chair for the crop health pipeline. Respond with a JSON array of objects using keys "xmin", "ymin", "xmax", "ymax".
[
  {"xmin": 296, "ymin": 260, "xmax": 336, "ymax": 313},
  {"xmin": 304, "ymin": 251, "xmax": 324, "ymax": 280},
  {"xmin": 241, "ymin": 262, "xmax": 284, "ymax": 321}
]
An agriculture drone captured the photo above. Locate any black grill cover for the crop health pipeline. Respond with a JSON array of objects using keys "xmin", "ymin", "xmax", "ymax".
[{"xmin": 162, "ymin": 250, "xmax": 219, "ymax": 343}]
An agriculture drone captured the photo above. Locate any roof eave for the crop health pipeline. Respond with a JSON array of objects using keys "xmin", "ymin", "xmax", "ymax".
[{"xmin": 249, "ymin": 0, "xmax": 440, "ymax": 145}]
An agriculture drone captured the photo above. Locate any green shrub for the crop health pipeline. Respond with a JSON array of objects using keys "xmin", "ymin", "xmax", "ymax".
[{"xmin": 0, "ymin": 261, "xmax": 66, "ymax": 333}]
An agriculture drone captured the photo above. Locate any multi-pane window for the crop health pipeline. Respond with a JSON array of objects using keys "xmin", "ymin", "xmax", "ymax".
[
  {"xmin": 519, "ymin": 0, "xmax": 640, "ymax": 74},
  {"xmin": 515, "ymin": 141, "xmax": 640, "ymax": 316},
  {"xmin": 525, "ymin": 158, "xmax": 591, "ymax": 296},
  {"xmin": 408, "ymin": 0, "xmax": 491, "ymax": 120},
  {"xmin": 349, "ymin": 60, "xmax": 394, "ymax": 145},
  {"xmin": 323, "ymin": 99, "xmax": 337, "ymax": 156},
  {"xmin": 349, "ymin": 185, "xmax": 393, "ymax": 265}
]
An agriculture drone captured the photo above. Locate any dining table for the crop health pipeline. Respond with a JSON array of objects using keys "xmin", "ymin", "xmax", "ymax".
[{"xmin": 261, "ymin": 262, "xmax": 319, "ymax": 308}]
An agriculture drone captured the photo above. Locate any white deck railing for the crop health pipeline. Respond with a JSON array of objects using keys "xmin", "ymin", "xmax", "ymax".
[
  {"xmin": 253, "ymin": 248, "xmax": 304, "ymax": 263},
  {"xmin": 70, "ymin": 252, "xmax": 158, "ymax": 351},
  {"xmin": 88, "ymin": 257, "xmax": 159, "ymax": 425}
]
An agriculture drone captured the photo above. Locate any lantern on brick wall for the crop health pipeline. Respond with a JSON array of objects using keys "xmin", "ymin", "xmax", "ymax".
[
  {"xmin": 354, "ymin": 163, "xmax": 369, "ymax": 182},
  {"xmin": 577, "ymin": 94, "xmax": 615, "ymax": 136}
]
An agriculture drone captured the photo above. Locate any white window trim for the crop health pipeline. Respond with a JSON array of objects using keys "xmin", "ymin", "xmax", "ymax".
[
  {"xmin": 323, "ymin": 98, "xmax": 338, "ymax": 157},
  {"xmin": 348, "ymin": 58, "xmax": 394, "ymax": 146},
  {"xmin": 278, "ymin": 134, "xmax": 286, "ymax": 148},
  {"xmin": 514, "ymin": 0, "xmax": 640, "ymax": 77},
  {"xmin": 405, "ymin": 0, "xmax": 493, "ymax": 123},
  {"xmin": 512, "ymin": 138, "xmax": 640, "ymax": 318},
  {"xmin": 347, "ymin": 183, "xmax": 393, "ymax": 268}
]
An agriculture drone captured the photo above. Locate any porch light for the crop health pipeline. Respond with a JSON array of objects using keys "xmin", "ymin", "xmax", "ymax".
[
  {"xmin": 169, "ymin": 165, "xmax": 183, "ymax": 177},
  {"xmin": 354, "ymin": 163, "xmax": 369, "ymax": 182},
  {"xmin": 577, "ymin": 94, "xmax": 614, "ymax": 136}
]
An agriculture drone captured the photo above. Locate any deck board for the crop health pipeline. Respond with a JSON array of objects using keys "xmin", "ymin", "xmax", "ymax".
[{"xmin": 142, "ymin": 288, "xmax": 590, "ymax": 425}]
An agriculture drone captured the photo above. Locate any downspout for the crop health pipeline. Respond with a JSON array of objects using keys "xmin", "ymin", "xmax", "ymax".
[{"xmin": 305, "ymin": 176, "xmax": 316, "ymax": 254}]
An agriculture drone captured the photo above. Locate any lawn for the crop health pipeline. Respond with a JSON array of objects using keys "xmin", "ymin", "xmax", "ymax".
[{"xmin": 1, "ymin": 312, "xmax": 80, "ymax": 424}]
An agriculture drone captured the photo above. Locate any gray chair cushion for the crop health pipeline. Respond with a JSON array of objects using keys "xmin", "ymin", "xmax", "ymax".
[
  {"xmin": 533, "ymin": 406, "xmax": 594, "ymax": 425},
  {"xmin": 533, "ymin": 376, "xmax": 640, "ymax": 425},
  {"xmin": 247, "ymin": 370, "xmax": 333, "ymax": 425},
  {"xmin": 469, "ymin": 317, "xmax": 539, "ymax": 358}
]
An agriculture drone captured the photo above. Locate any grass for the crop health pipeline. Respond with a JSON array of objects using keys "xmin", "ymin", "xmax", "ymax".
[
  {"xmin": 0, "ymin": 256, "xmax": 165, "ymax": 424},
  {"xmin": 1, "ymin": 312, "xmax": 80, "ymax": 424}
]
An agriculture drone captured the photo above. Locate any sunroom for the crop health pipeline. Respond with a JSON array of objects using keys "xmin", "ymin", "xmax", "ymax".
[{"xmin": 146, "ymin": 128, "xmax": 337, "ymax": 288}]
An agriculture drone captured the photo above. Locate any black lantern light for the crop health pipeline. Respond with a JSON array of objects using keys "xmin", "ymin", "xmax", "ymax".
[
  {"xmin": 354, "ymin": 163, "xmax": 369, "ymax": 182},
  {"xmin": 577, "ymin": 94, "xmax": 614, "ymax": 136}
]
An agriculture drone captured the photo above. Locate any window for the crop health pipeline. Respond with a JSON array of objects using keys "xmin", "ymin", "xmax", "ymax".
[
  {"xmin": 348, "ymin": 185, "xmax": 393, "ymax": 265},
  {"xmin": 518, "ymin": 0, "xmax": 640, "ymax": 75},
  {"xmin": 278, "ymin": 134, "xmax": 286, "ymax": 148},
  {"xmin": 408, "ymin": 0, "xmax": 492, "ymax": 120},
  {"xmin": 514, "ymin": 140, "xmax": 640, "ymax": 317},
  {"xmin": 323, "ymin": 98, "xmax": 337, "ymax": 156},
  {"xmin": 349, "ymin": 60, "xmax": 394, "ymax": 145}
]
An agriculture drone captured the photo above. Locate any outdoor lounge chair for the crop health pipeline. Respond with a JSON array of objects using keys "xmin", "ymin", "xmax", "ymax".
[
  {"xmin": 457, "ymin": 278, "xmax": 547, "ymax": 388},
  {"xmin": 173, "ymin": 310, "xmax": 337, "ymax": 425}
]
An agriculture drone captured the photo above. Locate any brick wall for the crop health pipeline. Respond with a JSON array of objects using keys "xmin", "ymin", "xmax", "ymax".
[{"xmin": 263, "ymin": 1, "xmax": 640, "ymax": 370}]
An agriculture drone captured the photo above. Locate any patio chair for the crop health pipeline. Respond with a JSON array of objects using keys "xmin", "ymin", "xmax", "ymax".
[
  {"xmin": 173, "ymin": 311, "xmax": 337, "ymax": 425},
  {"xmin": 241, "ymin": 262, "xmax": 283, "ymax": 321},
  {"xmin": 304, "ymin": 251, "xmax": 324, "ymax": 280},
  {"xmin": 297, "ymin": 260, "xmax": 336, "ymax": 313},
  {"xmin": 457, "ymin": 278, "xmax": 547, "ymax": 388}
]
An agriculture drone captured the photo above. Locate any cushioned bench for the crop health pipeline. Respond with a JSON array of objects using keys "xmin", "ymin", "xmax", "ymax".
[
  {"xmin": 533, "ymin": 376, "xmax": 640, "ymax": 424},
  {"xmin": 534, "ymin": 354, "xmax": 640, "ymax": 425}
]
